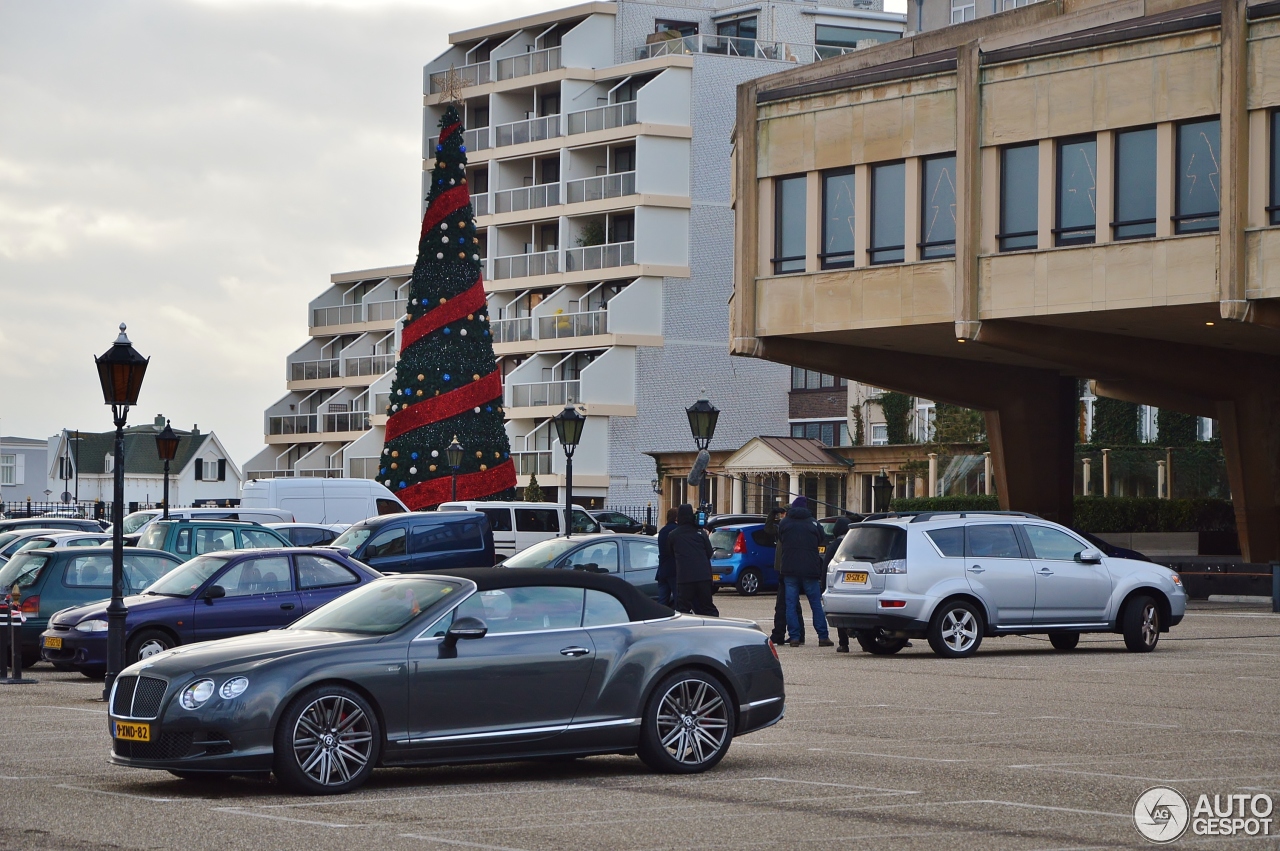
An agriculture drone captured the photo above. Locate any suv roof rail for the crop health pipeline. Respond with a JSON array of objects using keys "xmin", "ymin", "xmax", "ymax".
[{"xmin": 907, "ymin": 510, "xmax": 1043, "ymax": 523}]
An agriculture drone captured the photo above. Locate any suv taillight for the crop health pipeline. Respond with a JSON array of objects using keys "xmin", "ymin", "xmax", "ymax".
[
  {"xmin": 19, "ymin": 596, "xmax": 39, "ymax": 616},
  {"xmin": 873, "ymin": 559, "xmax": 908, "ymax": 575},
  {"xmin": 733, "ymin": 532, "xmax": 747, "ymax": 555}
]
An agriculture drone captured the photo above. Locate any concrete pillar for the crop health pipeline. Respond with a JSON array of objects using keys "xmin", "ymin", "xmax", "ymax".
[
  {"xmin": 928, "ymin": 452, "xmax": 938, "ymax": 497},
  {"xmin": 983, "ymin": 374, "xmax": 1077, "ymax": 526},
  {"xmin": 731, "ymin": 475, "xmax": 744, "ymax": 514},
  {"xmin": 1082, "ymin": 457, "xmax": 1092, "ymax": 496},
  {"xmin": 1157, "ymin": 460, "xmax": 1167, "ymax": 500},
  {"xmin": 1101, "ymin": 449, "xmax": 1110, "ymax": 497},
  {"xmin": 983, "ymin": 451, "xmax": 993, "ymax": 496},
  {"xmin": 1216, "ymin": 387, "xmax": 1280, "ymax": 562},
  {"xmin": 1166, "ymin": 448, "xmax": 1174, "ymax": 499},
  {"xmin": 786, "ymin": 472, "xmax": 797, "ymax": 505}
]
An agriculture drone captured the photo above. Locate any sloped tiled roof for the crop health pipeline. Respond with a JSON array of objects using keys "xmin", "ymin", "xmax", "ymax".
[
  {"xmin": 69, "ymin": 426, "xmax": 209, "ymax": 476},
  {"xmin": 755, "ymin": 436, "xmax": 851, "ymax": 468}
]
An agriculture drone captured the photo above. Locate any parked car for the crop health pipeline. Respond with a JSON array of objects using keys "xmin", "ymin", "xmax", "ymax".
[
  {"xmin": 709, "ymin": 523, "xmax": 778, "ymax": 596},
  {"xmin": 589, "ymin": 510, "xmax": 653, "ymax": 535},
  {"xmin": 240, "ymin": 477, "xmax": 407, "ymax": 525},
  {"xmin": 13, "ymin": 531, "xmax": 112, "ymax": 554},
  {"xmin": 0, "ymin": 546, "xmax": 182, "ymax": 668},
  {"xmin": 0, "ymin": 528, "xmax": 66, "ymax": 562},
  {"xmin": 0, "ymin": 517, "xmax": 105, "ymax": 535},
  {"xmin": 822, "ymin": 511, "xmax": 1187, "ymax": 658},
  {"xmin": 498, "ymin": 532, "xmax": 661, "ymax": 598},
  {"xmin": 267, "ymin": 523, "xmax": 348, "ymax": 548},
  {"xmin": 39, "ymin": 507, "xmax": 91, "ymax": 519},
  {"xmin": 704, "ymin": 513, "xmax": 767, "ymax": 532},
  {"xmin": 118, "ymin": 507, "xmax": 297, "ymax": 540},
  {"xmin": 327, "ymin": 511, "xmax": 494, "ymax": 573},
  {"xmin": 42, "ymin": 547, "xmax": 380, "ymax": 678},
  {"xmin": 437, "ymin": 501, "xmax": 600, "ymax": 562},
  {"xmin": 135, "ymin": 520, "xmax": 292, "ymax": 562},
  {"xmin": 105, "ymin": 568, "xmax": 783, "ymax": 794}
]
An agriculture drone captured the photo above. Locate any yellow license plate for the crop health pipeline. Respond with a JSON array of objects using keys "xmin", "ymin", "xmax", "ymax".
[
  {"xmin": 842, "ymin": 571, "xmax": 869, "ymax": 584},
  {"xmin": 113, "ymin": 721, "xmax": 151, "ymax": 742},
  {"xmin": 818, "ymin": 546, "xmax": 826, "ymax": 553},
  {"xmin": 43, "ymin": 636, "xmax": 62, "ymax": 650},
  {"xmin": 712, "ymin": 575, "xmax": 721, "ymax": 582}
]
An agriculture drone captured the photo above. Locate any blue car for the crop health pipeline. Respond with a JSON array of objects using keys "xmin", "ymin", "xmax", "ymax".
[
  {"xmin": 709, "ymin": 524, "xmax": 779, "ymax": 596},
  {"xmin": 40, "ymin": 547, "xmax": 380, "ymax": 678}
]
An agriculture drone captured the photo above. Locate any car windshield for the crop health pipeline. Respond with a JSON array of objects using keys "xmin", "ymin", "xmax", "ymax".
[
  {"xmin": 832, "ymin": 525, "xmax": 906, "ymax": 563},
  {"xmin": 0, "ymin": 552, "xmax": 51, "ymax": 591},
  {"xmin": 503, "ymin": 537, "xmax": 589, "ymax": 569},
  {"xmin": 137, "ymin": 523, "xmax": 169, "ymax": 550},
  {"xmin": 122, "ymin": 511, "xmax": 160, "ymax": 534},
  {"xmin": 330, "ymin": 524, "xmax": 374, "ymax": 550},
  {"xmin": 14, "ymin": 539, "xmax": 55, "ymax": 554},
  {"xmin": 143, "ymin": 555, "xmax": 233, "ymax": 597},
  {"xmin": 288, "ymin": 578, "xmax": 459, "ymax": 635},
  {"xmin": 0, "ymin": 532, "xmax": 22, "ymax": 550}
]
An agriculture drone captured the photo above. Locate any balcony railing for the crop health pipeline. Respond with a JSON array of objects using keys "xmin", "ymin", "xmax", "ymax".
[
  {"xmin": 633, "ymin": 35, "xmax": 855, "ymax": 64},
  {"xmin": 320, "ymin": 411, "xmax": 371, "ymax": 433},
  {"xmin": 473, "ymin": 193, "xmax": 490, "ymax": 217},
  {"xmin": 298, "ymin": 468, "xmax": 344, "ymax": 478},
  {"xmin": 566, "ymin": 101, "xmax": 637, "ymax": 135},
  {"xmin": 492, "ymin": 250, "xmax": 559, "ymax": 280},
  {"xmin": 566, "ymin": 171, "xmax": 636, "ymax": 204},
  {"xmin": 512, "ymin": 450, "xmax": 553, "ymax": 476},
  {"xmin": 506, "ymin": 379, "xmax": 582, "ymax": 408},
  {"xmin": 290, "ymin": 359, "xmax": 340, "ymax": 382},
  {"xmin": 496, "ymin": 47, "xmax": 562, "ymax": 81},
  {"xmin": 494, "ymin": 115, "xmax": 561, "ymax": 148},
  {"xmin": 427, "ymin": 61, "xmax": 491, "ymax": 94},
  {"xmin": 427, "ymin": 127, "xmax": 490, "ymax": 154},
  {"xmin": 268, "ymin": 414, "xmax": 319, "ymax": 436},
  {"xmin": 538, "ymin": 310, "xmax": 607, "ymax": 339},
  {"xmin": 245, "ymin": 469, "xmax": 296, "ymax": 478},
  {"xmin": 348, "ymin": 457, "xmax": 381, "ymax": 479},
  {"xmin": 312, "ymin": 304, "xmax": 362, "ymax": 327},
  {"xmin": 345, "ymin": 354, "xmax": 396, "ymax": 377},
  {"xmin": 494, "ymin": 183, "xmax": 560, "ymax": 214},
  {"xmin": 492, "ymin": 316, "xmax": 534, "ymax": 343},
  {"xmin": 565, "ymin": 241, "xmax": 634, "ymax": 272},
  {"xmin": 365, "ymin": 299, "xmax": 406, "ymax": 322}
]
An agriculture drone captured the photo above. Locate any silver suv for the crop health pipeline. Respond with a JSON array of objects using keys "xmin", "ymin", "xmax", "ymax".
[{"xmin": 822, "ymin": 512, "xmax": 1187, "ymax": 658}]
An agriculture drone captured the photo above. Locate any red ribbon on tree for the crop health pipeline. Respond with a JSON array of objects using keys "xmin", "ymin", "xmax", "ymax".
[
  {"xmin": 419, "ymin": 185, "xmax": 472, "ymax": 240},
  {"xmin": 385, "ymin": 370, "xmax": 503, "ymax": 442},
  {"xmin": 398, "ymin": 459, "xmax": 517, "ymax": 509},
  {"xmin": 400, "ymin": 281, "xmax": 487, "ymax": 351}
]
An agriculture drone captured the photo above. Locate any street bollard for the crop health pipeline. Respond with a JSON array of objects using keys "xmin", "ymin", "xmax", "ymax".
[
  {"xmin": 0, "ymin": 593, "xmax": 9, "ymax": 681},
  {"xmin": 3, "ymin": 585, "xmax": 35, "ymax": 685},
  {"xmin": 1272, "ymin": 562, "xmax": 1279, "ymax": 615}
]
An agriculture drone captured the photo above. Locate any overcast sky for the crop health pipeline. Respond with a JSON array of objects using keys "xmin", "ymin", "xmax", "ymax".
[{"xmin": 1, "ymin": 0, "xmax": 903, "ymax": 472}]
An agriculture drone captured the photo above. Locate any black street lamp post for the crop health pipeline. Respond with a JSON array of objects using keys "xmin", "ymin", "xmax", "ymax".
[
  {"xmin": 94, "ymin": 324, "xmax": 148, "ymax": 701},
  {"xmin": 445, "ymin": 436, "xmax": 464, "ymax": 501},
  {"xmin": 154, "ymin": 421, "xmax": 179, "ymax": 521},
  {"xmin": 685, "ymin": 395, "xmax": 720, "ymax": 517},
  {"xmin": 872, "ymin": 467, "xmax": 893, "ymax": 513},
  {"xmin": 552, "ymin": 404, "xmax": 586, "ymax": 537}
]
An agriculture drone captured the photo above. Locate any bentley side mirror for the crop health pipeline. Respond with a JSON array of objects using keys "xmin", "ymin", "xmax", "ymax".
[
  {"xmin": 441, "ymin": 616, "xmax": 488, "ymax": 658},
  {"xmin": 1076, "ymin": 548, "xmax": 1104, "ymax": 564},
  {"xmin": 203, "ymin": 584, "xmax": 226, "ymax": 602}
]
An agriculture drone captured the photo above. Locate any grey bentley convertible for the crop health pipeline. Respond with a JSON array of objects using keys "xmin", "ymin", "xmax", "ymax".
[{"xmin": 108, "ymin": 568, "xmax": 785, "ymax": 794}]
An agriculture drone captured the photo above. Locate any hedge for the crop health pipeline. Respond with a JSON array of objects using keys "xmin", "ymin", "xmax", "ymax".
[{"xmin": 888, "ymin": 495, "xmax": 1235, "ymax": 533}]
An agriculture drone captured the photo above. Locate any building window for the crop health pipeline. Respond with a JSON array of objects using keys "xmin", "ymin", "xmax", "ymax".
[
  {"xmin": 821, "ymin": 168, "xmax": 856, "ymax": 269},
  {"xmin": 951, "ymin": 0, "xmax": 976, "ymax": 23},
  {"xmin": 814, "ymin": 24, "xmax": 899, "ymax": 60},
  {"xmin": 1270, "ymin": 110, "xmax": 1280, "ymax": 226},
  {"xmin": 0, "ymin": 455, "xmax": 14, "ymax": 486},
  {"xmin": 1055, "ymin": 136, "xmax": 1097, "ymax": 246},
  {"xmin": 608, "ymin": 213, "xmax": 633, "ymax": 243},
  {"xmin": 773, "ymin": 175, "xmax": 807, "ymax": 273},
  {"xmin": 1174, "ymin": 118, "xmax": 1221, "ymax": 234},
  {"xmin": 919, "ymin": 154, "xmax": 957, "ymax": 259},
  {"xmin": 869, "ymin": 161, "xmax": 905, "ymax": 264},
  {"xmin": 716, "ymin": 16, "xmax": 756, "ymax": 40},
  {"xmin": 999, "ymin": 143, "xmax": 1038, "ymax": 251},
  {"xmin": 915, "ymin": 402, "xmax": 936, "ymax": 442},
  {"xmin": 791, "ymin": 368, "xmax": 847, "ymax": 389},
  {"xmin": 1113, "ymin": 127, "xmax": 1157, "ymax": 240},
  {"xmin": 870, "ymin": 424, "xmax": 889, "ymax": 445},
  {"xmin": 655, "ymin": 19, "xmax": 698, "ymax": 36},
  {"xmin": 791, "ymin": 421, "xmax": 849, "ymax": 447}
]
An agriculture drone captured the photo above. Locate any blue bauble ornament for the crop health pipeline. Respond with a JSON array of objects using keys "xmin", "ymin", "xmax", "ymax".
[
  {"xmin": 436, "ymin": 144, "xmax": 442, "ymax": 152},
  {"xmin": 443, "ymin": 373, "xmax": 451, "ymax": 381},
  {"xmin": 399, "ymin": 481, "xmax": 407, "ymax": 489},
  {"xmin": 486, "ymin": 406, "xmax": 492, "ymax": 412},
  {"xmin": 459, "ymin": 237, "xmax": 465, "ymax": 244},
  {"xmin": 443, "ymin": 327, "xmax": 451, "ymax": 334},
  {"xmin": 460, "ymin": 145, "xmax": 467, "ymax": 152},
  {"xmin": 411, "ymin": 452, "xmax": 418, "ymax": 460}
]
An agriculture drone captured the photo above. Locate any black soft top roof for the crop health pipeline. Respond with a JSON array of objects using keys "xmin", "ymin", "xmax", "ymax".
[{"xmin": 427, "ymin": 567, "xmax": 674, "ymax": 622}]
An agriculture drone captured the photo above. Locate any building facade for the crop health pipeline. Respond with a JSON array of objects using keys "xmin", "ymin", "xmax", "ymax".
[
  {"xmin": 250, "ymin": 0, "xmax": 905, "ymax": 507},
  {"xmin": 0, "ymin": 436, "xmax": 50, "ymax": 505}
]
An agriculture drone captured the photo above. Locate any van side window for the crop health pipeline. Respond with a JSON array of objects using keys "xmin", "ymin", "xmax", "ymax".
[
  {"xmin": 411, "ymin": 522, "xmax": 484, "ymax": 553},
  {"xmin": 241, "ymin": 528, "xmax": 282, "ymax": 549},
  {"xmin": 926, "ymin": 527, "xmax": 964, "ymax": 557},
  {"xmin": 195, "ymin": 528, "xmax": 236, "ymax": 554},
  {"xmin": 366, "ymin": 526, "xmax": 407, "ymax": 558},
  {"xmin": 515, "ymin": 509, "xmax": 560, "ymax": 533},
  {"xmin": 376, "ymin": 499, "xmax": 402, "ymax": 515},
  {"xmin": 479, "ymin": 508, "xmax": 513, "ymax": 532},
  {"xmin": 175, "ymin": 528, "xmax": 192, "ymax": 555}
]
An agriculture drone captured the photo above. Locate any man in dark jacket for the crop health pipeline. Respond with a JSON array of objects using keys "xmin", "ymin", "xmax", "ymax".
[
  {"xmin": 762, "ymin": 505, "xmax": 797, "ymax": 645},
  {"xmin": 778, "ymin": 496, "xmax": 831, "ymax": 647},
  {"xmin": 824, "ymin": 515, "xmax": 853, "ymax": 651},
  {"xmin": 669, "ymin": 503, "xmax": 718, "ymax": 617},
  {"xmin": 655, "ymin": 507, "xmax": 679, "ymax": 606}
]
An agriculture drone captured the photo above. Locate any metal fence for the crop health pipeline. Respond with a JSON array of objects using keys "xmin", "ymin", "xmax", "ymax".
[{"xmin": 2, "ymin": 500, "xmax": 239, "ymax": 521}]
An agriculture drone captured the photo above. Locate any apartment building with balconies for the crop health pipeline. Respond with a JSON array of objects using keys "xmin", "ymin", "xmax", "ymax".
[{"xmin": 249, "ymin": 0, "xmax": 905, "ymax": 504}]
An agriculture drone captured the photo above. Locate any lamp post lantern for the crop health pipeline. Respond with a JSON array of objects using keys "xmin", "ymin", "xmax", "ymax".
[
  {"xmin": 552, "ymin": 404, "xmax": 586, "ymax": 537},
  {"xmin": 872, "ymin": 467, "xmax": 893, "ymax": 514},
  {"xmin": 154, "ymin": 421, "xmax": 179, "ymax": 520},
  {"xmin": 94, "ymin": 323, "xmax": 149, "ymax": 700},
  {"xmin": 445, "ymin": 436, "xmax": 464, "ymax": 502},
  {"xmin": 685, "ymin": 395, "xmax": 720, "ymax": 519}
]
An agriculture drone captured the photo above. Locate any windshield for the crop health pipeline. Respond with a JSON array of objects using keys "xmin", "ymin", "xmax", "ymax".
[
  {"xmin": 122, "ymin": 511, "xmax": 160, "ymax": 534},
  {"xmin": 288, "ymin": 578, "xmax": 458, "ymax": 635},
  {"xmin": 0, "ymin": 552, "xmax": 51, "ymax": 591},
  {"xmin": 0, "ymin": 533, "xmax": 22, "ymax": 551},
  {"xmin": 832, "ymin": 525, "xmax": 906, "ymax": 564},
  {"xmin": 331, "ymin": 524, "xmax": 374, "ymax": 551},
  {"xmin": 503, "ymin": 537, "xmax": 587, "ymax": 569},
  {"xmin": 137, "ymin": 522, "xmax": 169, "ymax": 550},
  {"xmin": 143, "ymin": 555, "xmax": 232, "ymax": 597},
  {"xmin": 14, "ymin": 539, "xmax": 55, "ymax": 554}
]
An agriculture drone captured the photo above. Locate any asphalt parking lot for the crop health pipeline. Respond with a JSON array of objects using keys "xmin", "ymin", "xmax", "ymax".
[{"xmin": 2, "ymin": 595, "xmax": 1278, "ymax": 851}]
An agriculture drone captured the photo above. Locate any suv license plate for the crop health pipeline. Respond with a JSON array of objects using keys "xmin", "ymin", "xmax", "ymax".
[
  {"xmin": 113, "ymin": 721, "xmax": 151, "ymax": 742},
  {"xmin": 842, "ymin": 571, "xmax": 868, "ymax": 584}
]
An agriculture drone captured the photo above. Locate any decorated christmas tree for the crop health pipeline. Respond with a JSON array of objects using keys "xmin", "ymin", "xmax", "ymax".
[{"xmin": 378, "ymin": 103, "xmax": 516, "ymax": 508}]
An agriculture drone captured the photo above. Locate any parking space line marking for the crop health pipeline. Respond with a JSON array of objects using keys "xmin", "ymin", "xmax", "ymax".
[
  {"xmin": 1027, "ymin": 715, "xmax": 1178, "ymax": 728},
  {"xmin": 398, "ymin": 833, "xmax": 532, "ymax": 850},
  {"xmin": 808, "ymin": 747, "xmax": 966, "ymax": 763},
  {"xmin": 54, "ymin": 784, "xmax": 174, "ymax": 802},
  {"xmin": 753, "ymin": 776, "xmax": 917, "ymax": 793},
  {"xmin": 1009, "ymin": 766, "xmax": 1280, "ymax": 783},
  {"xmin": 212, "ymin": 807, "xmax": 354, "ymax": 828},
  {"xmin": 834, "ymin": 798, "xmax": 1130, "ymax": 818}
]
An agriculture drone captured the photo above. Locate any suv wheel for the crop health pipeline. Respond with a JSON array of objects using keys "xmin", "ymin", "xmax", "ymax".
[
  {"xmin": 855, "ymin": 629, "xmax": 908, "ymax": 655},
  {"xmin": 1122, "ymin": 595, "xmax": 1160, "ymax": 652},
  {"xmin": 927, "ymin": 600, "xmax": 984, "ymax": 658},
  {"xmin": 736, "ymin": 569, "xmax": 762, "ymax": 596},
  {"xmin": 1048, "ymin": 632, "xmax": 1079, "ymax": 651}
]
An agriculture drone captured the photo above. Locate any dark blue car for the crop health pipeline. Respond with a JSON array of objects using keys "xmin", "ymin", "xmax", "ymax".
[
  {"xmin": 327, "ymin": 511, "xmax": 495, "ymax": 572},
  {"xmin": 709, "ymin": 523, "xmax": 779, "ymax": 596},
  {"xmin": 40, "ymin": 547, "xmax": 379, "ymax": 678}
]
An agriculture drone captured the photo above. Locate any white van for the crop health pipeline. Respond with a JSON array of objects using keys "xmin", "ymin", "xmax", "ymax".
[
  {"xmin": 119, "ymin": 506, "xmax": 295, "ymax": 538},
  {"xmin": 240, "ymin": 478, "xmax": 408, "ymax": 525},
  {"xmin": 437, "ymin": 500, "xmax": 600, "ymax": 561}
]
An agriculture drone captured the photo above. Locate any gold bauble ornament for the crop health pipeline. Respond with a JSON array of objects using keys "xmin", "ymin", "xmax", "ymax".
[
  {"xmin": 429, "ymin": 465, "xmax": 437, "ymax": 472},
  {"xmin": 475, "ymin": 451, "xmax": 483, "ymax": 459},
  {"xmin": 480, "ymin": 464, "xmax": 488, "ymax": 471},
  {"xmin": 391, "ymin": 451, "xmax": 399, "ymax": 458}
]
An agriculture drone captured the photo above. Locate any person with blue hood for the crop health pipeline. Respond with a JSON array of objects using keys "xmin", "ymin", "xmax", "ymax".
[
  {"xmin": 668, "ymin": 503, "xmax": 719, "ymax": 617},
  {"xmin": 778, "ymin": 496, "xmax": 831, "ymax": 647}
]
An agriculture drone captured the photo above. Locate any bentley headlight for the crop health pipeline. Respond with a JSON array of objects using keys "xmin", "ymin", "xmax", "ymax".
[
  {"xmin": 180, "ymin": 679, "xmax": 215, "ymax": 710},
  {"xmin": 219, "ymin": 677, "xmax": 249, "ymax": 699},
  {"xmin": 74, "ymin": 619, "xmax": 108, "ymax": 633}
]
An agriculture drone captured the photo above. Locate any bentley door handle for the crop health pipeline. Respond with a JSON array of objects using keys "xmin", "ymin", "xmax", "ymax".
[
  {"xmin": 560, "ymin": 646, "xmax": 591, "ymax": 657},
  {"xmin": 281, "ymin": 603, "xmax": 296, "ymax": 610},
  {"xmin": 967, "ymin": 566, "xmax": 985, "ymax": 573}
]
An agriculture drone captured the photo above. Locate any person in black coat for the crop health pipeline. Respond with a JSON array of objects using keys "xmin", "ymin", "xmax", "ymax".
[
  {"xmin": 668, "ymin": 503, "xmax": 718, "ymax": 617},
  {"xmin": 778, "ymin": 497, "xmax": 831, "ymax": 647},
  {"xmin": 654, "ymin": 507, "xmax": 678, "ymax": 607},
  {"xmin": 762, "ymin": 505, "xmax": 798, "ymax": 645}
]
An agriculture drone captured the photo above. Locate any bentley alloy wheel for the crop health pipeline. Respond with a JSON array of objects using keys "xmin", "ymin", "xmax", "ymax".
[{"xmin": 638, "ymin": 671, "xmax": 734, "ymax": 774}]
